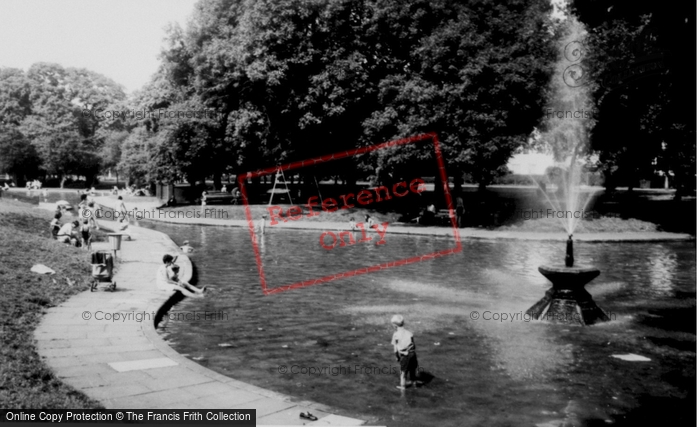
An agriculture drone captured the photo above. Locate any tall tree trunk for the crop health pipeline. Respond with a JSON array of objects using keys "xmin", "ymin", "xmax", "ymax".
[
  {"xmin": 673, "ymin": 170, "xmax": 683, "ymax": 201},
  {"xmin": 60, "ymin": 175, "xmax": 66, "ymax": 189},
  {"xmin": 453, "ymin": 173, "xmax": 463, "ymax": 194},
  {"xmin": 213, "ymin": 172, "xmax": 222, "ymax": 191}
]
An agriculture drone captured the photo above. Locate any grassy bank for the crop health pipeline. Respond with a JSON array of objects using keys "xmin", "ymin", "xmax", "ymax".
[
  {"xmin": 159, "ymin": 204, "xmax": 402, "ymax": 224},
  {"xmin": 0, "ymin": 200, "xmax": 103, "ymax": 408},
  {"xmin": 497, "ymin": 215, "xmax": 659, "ymax": 233},
  {"xmin": 157, "ymin": 203, "xmax": 662, "ymax": 233}
]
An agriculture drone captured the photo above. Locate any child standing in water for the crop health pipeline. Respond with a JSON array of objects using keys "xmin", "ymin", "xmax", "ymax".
[{"xmin": 391, "ymin": 315, "xmax": 421, "ymax": 389}]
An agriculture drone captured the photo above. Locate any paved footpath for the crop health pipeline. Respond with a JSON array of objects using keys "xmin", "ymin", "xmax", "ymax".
[{"xmin": 34, "ymin": 224, "xmax": 367, "ymax": 426}]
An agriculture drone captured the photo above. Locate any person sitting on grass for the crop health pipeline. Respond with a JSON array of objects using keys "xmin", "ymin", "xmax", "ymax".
[
  {"xmin": 80, "ymin": 219, "xmax": 92, "ymax": 250},
  {"xmin": 155, "ymin": 254, "xmax": 204, "ymax": 298},
  {"xmin": 56, "ymin": 221, "xmax": 80, "ymax": 246},
  {"xmin": 50, "ymin": 212, "xmax": 62, "ymax": 239},
  {"xmin": 391, "ymin": 314, "xmax": 422, "ymax": 389}
]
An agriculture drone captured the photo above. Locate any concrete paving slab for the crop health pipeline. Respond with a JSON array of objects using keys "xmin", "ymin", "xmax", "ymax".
[
  {"xmin": 78, "ymin": 353, "xmax": 129, "ymax": 365},
  {"xmin": 117, "ymin": 350, "xmax": 168, "ymax": 361},
  {"xmin": 243, "ymin": 398, "xmax": 298, "ymax": 418},
  {"xmin": 82, "ymin": 383, "xmax": 153, "ymax": 400},
  {"xmin": 178, "ymin": 381, "xmax": 239, "ymax": 398},
  {"xmin": 67, "ymin": 338, "xmax": 114, "ymax": 348},
  {"xmin": 184, "ymin": 392, "xmax": 266, "ymax": 408},
  {"xmin": 108, "ymin": 357, "xmax": 178, "ymax": 372},
  {"xmin": 36, "ymin": 339, "xmax": 73, "ymax": 350},
  {"xmin": 42, "ymin": 356, "xmax": 83, "ymax": 368},
  {"xmin": 105, "ymin": 388, "xmax": 197, "ymax": 409},
  {"xmin": 54, "ymin": 363, "xmax": 116, "ymax": 378},
  {"xmin": 35, "ymin": 330, "xmax": 88, "ymax": 340},
  {"xmin": 311, "ymin": 414, "xmax": 366, "ymax": 426}
]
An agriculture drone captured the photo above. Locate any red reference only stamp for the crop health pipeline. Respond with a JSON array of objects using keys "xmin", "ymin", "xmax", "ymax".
[{"xmin": 240, "ymin": 133, "xmax": 462, "ymax": 295}]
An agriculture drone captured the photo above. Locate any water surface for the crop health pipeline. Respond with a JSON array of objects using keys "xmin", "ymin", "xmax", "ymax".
[{"xmin": 140, "ymin": 221, "xmax": 695, "ymax": 427}]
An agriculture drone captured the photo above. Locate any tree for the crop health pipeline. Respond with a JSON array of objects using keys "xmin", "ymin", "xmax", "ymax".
[
  {"xmin": 362, "ymin": 0, "xmax": 558, "ymax": 190},
  {"xmin": 5, "ymin": 63, "xmax": 126, "ymax": 186},
  {"xmin": 0, "ymin": 126, "xmax": 40, "ymax": 183},
  {"xmin": 142, "ymin": 0, "xmax": 557, "ymax": 193},
  {"xmin": 0, "ymin": 68, "xmax": 38, "ymax": 184},
  {"xmin": 572, "ymin": 0, "xmax": 695, "ymax": 197},
  {"xmin": 100, "ymin": 130, "xmax": 129, "ymax": 184}
]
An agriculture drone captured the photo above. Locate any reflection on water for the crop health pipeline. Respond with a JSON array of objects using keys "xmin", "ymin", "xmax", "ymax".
[
  {"xmin": 140, "ymin": 222, "xmax": 695, "ymax": 426},
  {"xmin": 647, "ymin": 245, "xmax": 677, "ymax": 297}
]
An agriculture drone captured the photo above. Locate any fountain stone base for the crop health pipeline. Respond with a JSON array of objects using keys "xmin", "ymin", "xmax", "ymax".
[{"xmin": 526, "ymin": 265, "xmax": 610, "ymax": 326}]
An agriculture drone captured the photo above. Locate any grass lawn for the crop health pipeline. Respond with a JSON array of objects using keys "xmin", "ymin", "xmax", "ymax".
[{"xmin": 0, "ymin": 200, "xmax": 104, "ymax": 408}]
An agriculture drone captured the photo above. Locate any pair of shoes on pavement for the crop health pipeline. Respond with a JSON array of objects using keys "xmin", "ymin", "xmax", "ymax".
[{"xmin": 300, "ymin": 411, "xmax": 317, "ymax": 421}]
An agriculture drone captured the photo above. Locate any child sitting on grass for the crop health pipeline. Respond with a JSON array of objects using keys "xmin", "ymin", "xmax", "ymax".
[
  {"xmin": 49, "ymin": 213, "xmax": 61, "ymax": 239},
  {"xmin": 391, "ymin": 314, "xmax": 422, "ymax": 389}
]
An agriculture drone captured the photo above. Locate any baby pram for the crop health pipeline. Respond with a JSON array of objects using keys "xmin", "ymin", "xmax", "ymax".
[{"xmin": 90, "ymin": 251, "xmax": 116, "ymax": 292}]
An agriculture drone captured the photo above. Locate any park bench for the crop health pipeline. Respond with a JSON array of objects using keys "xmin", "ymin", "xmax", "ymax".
[
  {"xmin": 435, "ymin": 209, "xmax": 453, "ymax": 225},
  {"xmin": 203, "ymin": 192, "xmax": 235, "ymax": 204}
]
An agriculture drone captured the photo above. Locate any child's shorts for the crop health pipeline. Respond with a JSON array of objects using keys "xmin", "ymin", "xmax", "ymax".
[{"xmin": 399, "ymin": 351, "xmax": 418, "ymax": 373}]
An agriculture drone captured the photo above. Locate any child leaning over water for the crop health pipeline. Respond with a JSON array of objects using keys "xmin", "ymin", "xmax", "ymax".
[{"xmin": 391, "ymin": 314, "xmax": 422, "ymax": 389}]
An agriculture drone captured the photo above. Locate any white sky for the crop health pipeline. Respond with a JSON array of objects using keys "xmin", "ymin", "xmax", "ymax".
[{"xmin": 0, "ymin": 0, "xmax": 198, "ymax": 94}]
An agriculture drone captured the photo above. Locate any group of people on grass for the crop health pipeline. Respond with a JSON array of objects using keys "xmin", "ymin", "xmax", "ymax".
[
  {"xmin": 111, "ymin": 185, "xmax": 150, "ymax": 197},
  {"xmin": 25, "ymin": 179, "xmax": 42, "ymax": 190},
  {"xmin": 49, "ymin": 193, "xmax": 133, "ymax": 248},
  {"xmin": 50, "ymin": 194, "xmax": 100, "ymax": 248},
  {"xmin": 348, "ymin": 214, "xmax": 376, "ymax": 230}
]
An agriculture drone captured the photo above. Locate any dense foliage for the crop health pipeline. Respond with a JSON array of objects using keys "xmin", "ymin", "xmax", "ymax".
[
  {"xmin": 6, "ymin": 0, "xmax": 689, "ymax": 196},
  {"xmin": 109, "ymin": 0, "xmax": 558, "ymax": 188},
  {"xmin": 0, "ymin": 64, "xmax": 125, "ymax": 186},
  {"xmin": 571, "ymin": 0, "xmax": 695, "ymax": 197}
]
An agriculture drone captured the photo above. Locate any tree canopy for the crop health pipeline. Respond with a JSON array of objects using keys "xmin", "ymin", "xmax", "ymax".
[
  {"xmin": 0, "ymin": 63, "xmax": 125, "ymax": 186},
  {"xmin": 571, "ymin": 0, "xmax": 695, "ymax": 196},
  {"xmin": 140, "ymin": 0, "xmax": 558, "ymax": 188}
]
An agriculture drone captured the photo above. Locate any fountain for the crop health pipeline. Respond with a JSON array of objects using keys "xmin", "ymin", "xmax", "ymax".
[
  {"xmin": 526, "ymin": 235, "xmax": 610, "ymax": 325},
  {"xmin": 525, "ymin": 19, "xmax": 610, "ymax": 326}
]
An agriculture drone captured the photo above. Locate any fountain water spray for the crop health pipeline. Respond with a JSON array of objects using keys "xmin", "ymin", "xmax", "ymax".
[{"xmin": 526, "ymin": 17, "xmax": 609, "ymax": 325}]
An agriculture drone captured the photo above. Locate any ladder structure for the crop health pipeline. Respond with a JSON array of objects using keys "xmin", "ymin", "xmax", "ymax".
[{"xmin": 267, "ymin": 168, "xmax": 294, "ymax": 206}]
